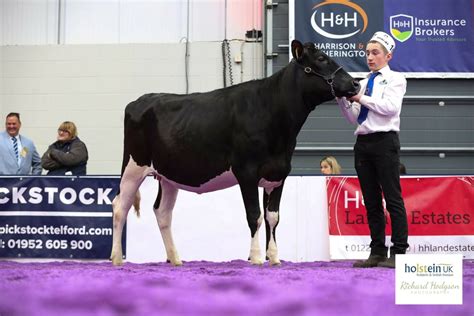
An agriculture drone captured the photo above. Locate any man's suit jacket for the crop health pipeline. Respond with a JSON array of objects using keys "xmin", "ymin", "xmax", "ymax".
[{"xmin": 0, "ymin": 131, "xmax": 42, "ymax": 175}]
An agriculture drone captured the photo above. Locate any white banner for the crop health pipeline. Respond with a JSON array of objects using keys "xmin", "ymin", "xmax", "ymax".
[{"xmin": 126, "ymin": 176, "xmax": 330, "ymax": 263}]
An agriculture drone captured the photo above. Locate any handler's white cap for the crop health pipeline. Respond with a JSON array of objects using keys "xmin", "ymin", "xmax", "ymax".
[{"xmin": 370, "ymin": 31, "xmax": 396, "ymax": 53}]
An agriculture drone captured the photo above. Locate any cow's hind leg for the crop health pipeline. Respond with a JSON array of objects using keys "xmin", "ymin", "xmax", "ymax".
[
  {"xmin": 264, "ymin": 184, "xmax": 284, "ymax": 266},
  {"xmin": 111, "ymin": 160, "xmax": 150, "ymax": 266},
  {"xmin": 153, "ymin": 180, "xmax": 181, "ymax": 266}
]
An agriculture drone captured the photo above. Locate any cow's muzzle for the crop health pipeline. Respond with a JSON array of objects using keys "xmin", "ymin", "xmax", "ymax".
[{"xmin": 344, "ymin": 80, "xmax": 361, "ymax": 98}]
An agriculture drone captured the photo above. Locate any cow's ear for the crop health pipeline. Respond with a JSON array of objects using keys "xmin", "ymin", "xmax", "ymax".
[{"xmin": 291, "ymin": 40, "xmax": 304, "ymax": 61}]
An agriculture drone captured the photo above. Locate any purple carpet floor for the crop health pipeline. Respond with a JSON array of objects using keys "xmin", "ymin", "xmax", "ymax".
[{"xmin": 0, "ymin": 260, "xmax": 472, "ymax": 316}]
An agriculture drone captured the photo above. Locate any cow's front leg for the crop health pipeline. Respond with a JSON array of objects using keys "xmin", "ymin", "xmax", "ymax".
[
  {"xmin": 264, "ymin": 183, "xmax": 284, "ymax": 266},
  {"xmin": 153, "ymin": 180, "xmax": 182, "ymax": 266},
  {"xmin": 237, "ymin": 177, "xmax": 263, "ymax": 265}
]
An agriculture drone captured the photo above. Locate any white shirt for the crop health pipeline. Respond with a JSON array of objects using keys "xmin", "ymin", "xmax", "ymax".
[{"xmin": 336, "ymin": 65, "xmax": 407, "ymax": 135}]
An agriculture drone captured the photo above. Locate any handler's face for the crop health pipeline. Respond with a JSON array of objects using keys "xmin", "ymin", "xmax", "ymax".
[{"xmin": 366, "ymin": 42, "xmax": 391, "ymax": 72}]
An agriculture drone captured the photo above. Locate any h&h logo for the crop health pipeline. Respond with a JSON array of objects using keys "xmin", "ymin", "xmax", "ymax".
[
  {"xmin": 390, "ymin": 14, "xmax": 414, "ymax": 42},
  {"xmin": 310, "ymin": 0, "xmax": 368, "ymax": 39}
]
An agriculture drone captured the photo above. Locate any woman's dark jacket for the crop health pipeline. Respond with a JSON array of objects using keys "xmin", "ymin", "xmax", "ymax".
[{"xmin": 41, "ymin": 137, "xmax": 88, "ymax": 175}]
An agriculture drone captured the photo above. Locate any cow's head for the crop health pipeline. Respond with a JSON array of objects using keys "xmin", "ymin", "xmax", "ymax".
[{"xmin": 291, "ymin": 40, "xmax": 360, "ymax": 101}]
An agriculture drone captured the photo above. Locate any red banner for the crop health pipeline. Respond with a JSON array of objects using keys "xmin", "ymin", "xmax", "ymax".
[{"xmin": 327, "ymin": 176, "xmax": 474, "ymax": 236}]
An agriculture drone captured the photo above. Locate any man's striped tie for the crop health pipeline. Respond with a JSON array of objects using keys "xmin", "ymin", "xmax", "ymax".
[{"xmin": 12, "ymin": 137, "xmax": 19, "ymax": 162}]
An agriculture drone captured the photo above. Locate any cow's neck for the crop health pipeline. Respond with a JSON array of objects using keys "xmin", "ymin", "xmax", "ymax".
[{"xmin": 265, "ymin": 64, "xmax": 330, "ymax": 138}]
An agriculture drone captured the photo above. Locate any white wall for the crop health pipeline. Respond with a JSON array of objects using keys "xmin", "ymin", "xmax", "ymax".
[
  {"xmin": 0, "ymin": 1, "xmax": 265, "ymax": 175},
  {"xmin": 0, "ymin": 41, "xmax": 264, "ymax": 174},
  {"xmin": 1, "ymin": 0, "xmax": 263, "ymax": 45}
]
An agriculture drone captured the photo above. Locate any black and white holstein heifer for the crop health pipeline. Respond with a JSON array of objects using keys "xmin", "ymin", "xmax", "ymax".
[{"xmin": 111, "ymin": 40, "xmax": 360, "ymax": 266}]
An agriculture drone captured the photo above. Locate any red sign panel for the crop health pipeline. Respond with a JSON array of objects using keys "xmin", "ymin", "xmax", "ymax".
[{"xmin": 327, "ymin": 176, "xmax": 474, "ymax": 236}]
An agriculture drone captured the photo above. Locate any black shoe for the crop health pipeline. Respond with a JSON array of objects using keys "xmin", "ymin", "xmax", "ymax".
[
  {"xmin": 378, "ymin": 255, "xmax": 396, "ymax": 268},
  {"xmin": 353, "ymin": 254, "xmax": 387, "ymax": 268}
]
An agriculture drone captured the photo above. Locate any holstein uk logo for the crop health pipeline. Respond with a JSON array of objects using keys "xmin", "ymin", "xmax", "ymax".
[
  {"xmin": 390, "ymin": 14, "xmax": 414, "ymax": 42},
  {"xmin": 404, "ymin": 263, "xmax": 454, "ymax": 276},
  {"xmin": 396, "ymin": 254, "xmax": 463, "ymax": 305},
  {"xmin": 310, "ymin": 0, "xmax": 368, "ymax": 39}
]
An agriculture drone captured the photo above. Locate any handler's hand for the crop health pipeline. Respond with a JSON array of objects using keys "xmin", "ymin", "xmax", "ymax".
[
  {"xmin": 348, "ymin": 89, "xmax": 364, "ymax": 103},
  {"xmin": 348, "ymin": 95, "xmax": 360, "ymax": 102}
]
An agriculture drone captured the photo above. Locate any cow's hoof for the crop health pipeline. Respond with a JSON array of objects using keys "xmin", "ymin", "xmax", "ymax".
[
  {"xmin": 168, "ymin": 258, "xmax": 183, "ymax": 266},
  {"xmin": 269, "ymin": 259, "xmax": 281, "ymax": 266},
  {"xmin": 111, "ymin": 257, "xmax": 123, "ymax": 266},
  {"xmin": 250, "ymin": 258, "xmax": 263, "ymax": 265}
]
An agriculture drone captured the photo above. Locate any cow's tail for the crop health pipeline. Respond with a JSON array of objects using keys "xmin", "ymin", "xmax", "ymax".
[{"xmin": 133, "ymin": 190, "xmax": 141, "ymax": 218}]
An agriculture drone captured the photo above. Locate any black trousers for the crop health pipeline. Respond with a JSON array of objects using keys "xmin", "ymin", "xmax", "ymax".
[{"xmin": 354, "ymin": 131, "xmax": 409, "ymax": 256}]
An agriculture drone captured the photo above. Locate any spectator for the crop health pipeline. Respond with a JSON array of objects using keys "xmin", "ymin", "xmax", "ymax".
[
  {"xmin": 0, "ymin": 112, "xmax": 41, "ymax": 175},
  {"xmin": 320, "ymin": 156, "xmax": 342, "ymax": 175},
  {"xmin": 41, "ymin": 121, "xmax": 88, "ymax": 175}
]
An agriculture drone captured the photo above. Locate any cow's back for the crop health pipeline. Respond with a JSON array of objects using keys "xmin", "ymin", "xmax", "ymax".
[{"xmin": 123, "ymin": 91, "xmax": 242, "ymax": 186}]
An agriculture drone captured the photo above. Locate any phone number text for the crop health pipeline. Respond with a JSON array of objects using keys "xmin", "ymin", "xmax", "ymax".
[{"xmin": 1, "ymin": 239, "xmax": 93, "ymax": 250}]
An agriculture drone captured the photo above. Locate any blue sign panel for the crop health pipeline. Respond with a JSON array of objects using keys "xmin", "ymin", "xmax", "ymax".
[
  {"xmin": 385, "ymin": 0, "xmax": 474, "ymax": 75},
  {"xmin": 0, "ymin": 177, "xmax": 123, "ymax": 259},
  {"xmin": 293, "ymin": 0, "xmax": 474, "ymax": 77},
  {"xmin": 294, "ymin": 0, "xmax": 383, "ymax": 73}
]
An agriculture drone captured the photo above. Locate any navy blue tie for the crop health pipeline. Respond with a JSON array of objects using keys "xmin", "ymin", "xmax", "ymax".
[
  {"xmin": 357, "ymin": 72, "xmax": 380, "ymax": 124},
  {"xmin": 12, "ymin": 137, "xmax": 19, "ymax": 162}
]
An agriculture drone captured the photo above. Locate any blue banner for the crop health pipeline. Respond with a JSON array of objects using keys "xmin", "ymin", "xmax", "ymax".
[
  {"xmin": 0, "ymin": 177, "xmax": 123, "ymax": 259},
  {"xmin": 385, "ymin": 0, "xmax": 474, "ymax": 76},
  {"xmin": 292, "ymin": 0, "xmax": 474, "ymax": 77}
]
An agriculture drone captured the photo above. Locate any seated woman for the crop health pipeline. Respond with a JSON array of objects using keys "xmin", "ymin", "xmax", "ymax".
[
  {"xmin": 320, "ymin": 156, "xmax": 342, "ymax": 175},
  {"xmin": 41, "ymin": 121, "xmax": 88, "ymax": 175}
]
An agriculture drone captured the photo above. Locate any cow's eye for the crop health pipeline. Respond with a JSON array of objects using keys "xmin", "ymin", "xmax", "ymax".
[{"xmin": 317, "ymin": 56, "xmax": 325, "ymax": 62}]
